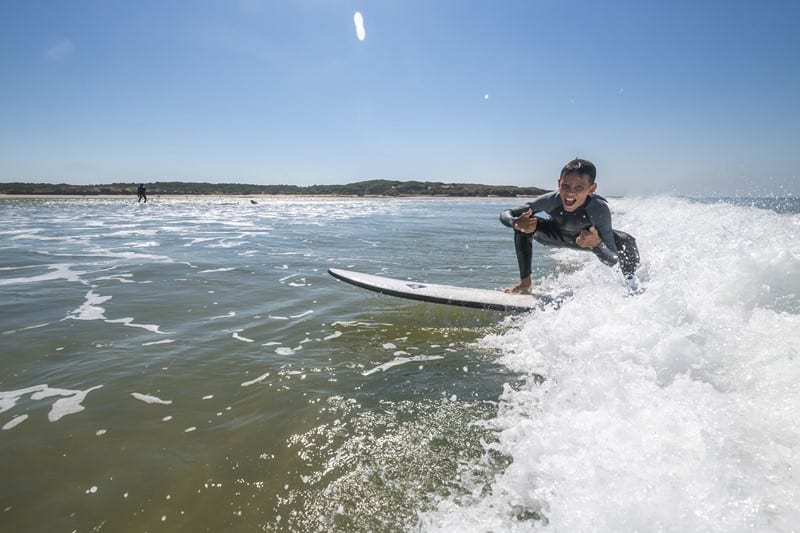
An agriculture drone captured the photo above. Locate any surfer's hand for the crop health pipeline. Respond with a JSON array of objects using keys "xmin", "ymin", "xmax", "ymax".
[
  {"xmin": 576, "ymin": 226, "xmax": 601, "ymax": 248},
  {"xmin": 513, "ymin": 209, "xmax": 537, "ymax": 234}
]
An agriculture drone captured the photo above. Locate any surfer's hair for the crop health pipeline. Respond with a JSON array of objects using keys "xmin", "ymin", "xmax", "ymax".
[{"xmin": 560, "ymin": 158, "xmax": 597, "ymax": 184}]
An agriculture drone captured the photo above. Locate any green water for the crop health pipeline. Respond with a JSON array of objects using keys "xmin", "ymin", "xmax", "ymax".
[{"xmin": 0, "ymin": 197, "xmax": 526, "ymax": 531}]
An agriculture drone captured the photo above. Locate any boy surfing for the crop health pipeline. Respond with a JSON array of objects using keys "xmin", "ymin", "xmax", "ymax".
[{"xmin": 500, "ymin": 158, "xmax": 639, "ymax": 293}]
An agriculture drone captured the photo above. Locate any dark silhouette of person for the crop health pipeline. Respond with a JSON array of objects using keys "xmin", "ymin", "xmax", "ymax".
[{"xmin": 137, "ymin": 184, "xmax": 147, "ymax": 203}]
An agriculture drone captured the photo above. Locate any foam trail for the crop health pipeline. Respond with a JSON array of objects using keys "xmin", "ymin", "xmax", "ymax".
[
  {"xmin": 132, "ymin": 393, "xmax": 172, "ymax": 405},
  {"xmin": 105, "ymin": 317, "xmax": 169, "ymax": 334},
  {"xmin": 67, "ymin": 290, "xmax": 111, "ymax": 320},
  {"xmin": 0, "ymin": 264, "xmax": 86, "ymax": 286},
  {"xmin": 2, "ymin": 414, "xmax": 29, "ymax": 430},
  {"xmin": 1, "ymin": 385, "xmax": 50, "ymax": 413},
  {"xmin": 2, "ymin": 322, "xmax": 49, "ymax": 335},
  {"xmin": 142, "ymin": 339, "xmax": 175, "ymax": 346},
  {"xmin": 47, "ymin": 385, "xmax": 103, "ymax": 422},
  {"xmin": 362, "ymin": 355, "xmax": 444, "ymax": 376},
  {"xmin": 241, "ymin": 372, "xmax": 271, "ymax": 387},
  {"xmin": 2, "ymin": 384, "xmax": 102, "ymax": 422},
  {"xmin": 233, "ymin": 331, "xmax": 254, "ymax": 343}
]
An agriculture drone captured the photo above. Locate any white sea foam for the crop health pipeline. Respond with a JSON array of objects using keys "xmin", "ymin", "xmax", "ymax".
[
  {"xmin": 11, "ymin": 231, "xmax": 80, "ymax": 242},
  {"xmin": 123, "ymin": 241, "xmax": 160, "ymax": 248},
  {"xmin": 2, "ymin": 384, "xmax": 103, "ymax": 422},
  {"xmin": 106, "ymin": 317, "xmax": 168, "ymax": 334},
  {"xmin": 232, "ymin": 331, "xmax": 254, "ymax": 343},
  {"xmin": 106, "ymin": 229, "xmax": 158, "ymax": 237},
  {"xmin": 362, "ymin": 355, "xmax": 444, "ymax": 376},
  {"xmin": 94, "ymin": 273, "xmax": 136, "ymax": 283},
  {"xmin": 64, "ymin": 290, "xmax": 170, "ymax": 333},
  {"xmin": 132, "ymin": 393, "xmax": 173, "ymax": 405},
  {"xmin": 84, "ymin": 247, "xmax": 169, "ymax": 261},
  {"xmin": 183, "ymin": 237, "xmax": 218, "ymax": 247},
  {"xmin": 420, "ymin": 197, "xmax": 800, "ymax": 532},
  {"xmin": 241, "ymin": 372, "xmax": 271, "ymax": 387},
  {"xmin": 2, "ymin": 414, "xmax": 29, "ymax": 430},
  {"xmin": 45, "ymin": 385, "xmax": 103, "ymax": 421},
  {"xmin": 0, "ymin": 385, "xmax": 45, "ymax": 414},
  {"xmin": 2, "ymin": 322, "xmax": 50, "ymax": 335},
  {"xmin": 66, "ymin": 290, "xmax": 111, "ymax": 320},
  {"xmin": 142, "ymin": 339, "xmax": 175, "ymax": 346},
  {"xmin": 0, "ymin": 264, "xmax": 86, "ymax": 286}
]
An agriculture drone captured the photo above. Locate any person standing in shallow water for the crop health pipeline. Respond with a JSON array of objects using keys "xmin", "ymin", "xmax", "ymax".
[
  {"xmin": 499, "ymin": 158, "xmax": 640, "ymax": 293},
  {"xmin": 137, "ymin": 184, "xmax": 147, "ymax": 203}
]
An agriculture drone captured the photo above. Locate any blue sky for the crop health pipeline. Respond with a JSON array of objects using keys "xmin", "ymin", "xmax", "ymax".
[{"xmin": 1, "ymin": 0, "xmax": 798, "ymax": 196}]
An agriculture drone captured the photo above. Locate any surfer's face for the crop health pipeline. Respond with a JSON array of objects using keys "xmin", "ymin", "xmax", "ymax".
[{"xmin": 558, "ymin": 173, "xmax": 596, "ymax": 212}]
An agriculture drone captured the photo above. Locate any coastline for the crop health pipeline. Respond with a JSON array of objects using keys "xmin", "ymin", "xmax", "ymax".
[
  {"xmin": 0, "ymin": 194, "xmax": 317, "ymax": 199},
  {"xmin": 0, "ymin": 194, "xmax": 516, "ymax": 200}
]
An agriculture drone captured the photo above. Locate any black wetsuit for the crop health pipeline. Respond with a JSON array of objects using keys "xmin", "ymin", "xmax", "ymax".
[{"xmin": 500, "ymin": 191, "xmax": 639, "ymax": 278}]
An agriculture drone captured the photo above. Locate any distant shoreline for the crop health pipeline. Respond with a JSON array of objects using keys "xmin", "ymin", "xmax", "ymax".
[
  {"xmin": 0, "ymin": 193, "xmax": 525, "ymax": 200},
  {"xmin": 0, "ymin": 179, "xmax": 547, "ymax": 198}
]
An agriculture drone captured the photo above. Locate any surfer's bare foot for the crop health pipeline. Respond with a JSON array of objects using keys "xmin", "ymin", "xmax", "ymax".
[{"xmin": 504, "ymin": 280, "xmax": 532, "ymax": 294}]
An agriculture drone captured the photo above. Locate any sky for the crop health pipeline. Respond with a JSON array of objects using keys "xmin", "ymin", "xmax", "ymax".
[{"xmin": 1, "ymin": 0, "xmax": 798, "ymax": 196}]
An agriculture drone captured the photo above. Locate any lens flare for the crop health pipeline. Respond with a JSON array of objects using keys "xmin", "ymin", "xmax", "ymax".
[{"xmin": 353, "ymin": 11, "xmax": 366, "ymax": 41}]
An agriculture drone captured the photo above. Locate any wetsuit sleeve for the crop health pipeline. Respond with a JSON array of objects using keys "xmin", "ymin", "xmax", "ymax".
[
  {"xmin": 499, "ymin": 203, "xmax": 534, "ymax": 228},
  {"xmin": 499, "ymin": 192, "xmax": 560, "ymax": 228},
  {"xmin": 586, "ymin": 198, "xmax": 619, "ymax": 266}
]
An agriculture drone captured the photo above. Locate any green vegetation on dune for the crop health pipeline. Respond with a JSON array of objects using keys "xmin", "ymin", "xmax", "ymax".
[{"xmin": 0, "ymin": 180, "xmax": 547, "ymax": 197}]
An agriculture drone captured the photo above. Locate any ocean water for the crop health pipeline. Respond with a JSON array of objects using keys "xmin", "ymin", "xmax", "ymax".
[{"xmin": 1, "ymin": 195, "xmax": 798, "ymax": 532}]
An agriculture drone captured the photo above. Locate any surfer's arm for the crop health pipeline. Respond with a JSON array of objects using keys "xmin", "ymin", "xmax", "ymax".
[
  {"xmin": 585, "ymin": 199, "xmax": 619, "ymax": 266},
  {"xmin": 593, "ymin": 235, "xmax": 619, "ymax": 265},
  {"xmin": 500, "ymin": 193, "xmax": 559, "ymax": 231},
  {"xmin": 501, "ymin": 206, "xmax": 539, "ymax": 234},
  {"xmin": 500, "ymin": 204, "xmax": 533, "ymax": 229}
]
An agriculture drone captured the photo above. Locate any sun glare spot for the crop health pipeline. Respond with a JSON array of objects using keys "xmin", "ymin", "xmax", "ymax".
[{"xmin": 354, "ymin": 12, "xmax": 366, "ymax": 41}]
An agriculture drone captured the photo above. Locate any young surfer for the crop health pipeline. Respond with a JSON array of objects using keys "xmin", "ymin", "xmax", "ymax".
[{"xmin": 500, "ymin": 158, "xmax": 639, "ymax": 293}]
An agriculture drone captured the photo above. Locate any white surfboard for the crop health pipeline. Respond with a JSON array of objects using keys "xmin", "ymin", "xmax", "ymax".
[{"xmin": 328, "ymin": 268, "xmax": 567, "ymax": 312}]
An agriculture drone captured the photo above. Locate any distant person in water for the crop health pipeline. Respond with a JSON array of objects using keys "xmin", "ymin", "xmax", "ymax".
[
  {"xmin": 137, "ymin": 184, "xmax": 147, "ymax": 203},
  {"xmin": 500, "ymin": 158, "xmax": 639, "ymax": 293}
]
